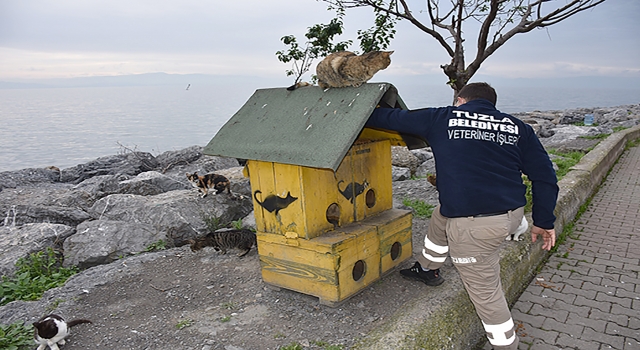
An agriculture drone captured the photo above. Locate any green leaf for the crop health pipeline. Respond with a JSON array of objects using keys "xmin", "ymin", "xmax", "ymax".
[{"xmin": 1, "ymin": 247, "xmax": 78, "ymax": 306}]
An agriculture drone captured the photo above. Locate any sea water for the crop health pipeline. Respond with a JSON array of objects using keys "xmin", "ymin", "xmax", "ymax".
[{"xmin": 0, "ymin": 84, "xmax": 638, "ymax": 172}]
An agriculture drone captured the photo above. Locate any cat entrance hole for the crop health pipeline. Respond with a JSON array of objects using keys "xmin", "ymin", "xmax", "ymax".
[
  {"xmin": 352, "ymin": 260, "xmax": 366, "ymax": 281},
  {"xmin": 365, "ymin": 189, "xmax": 376, "ymax": 208},
  {"xmin": 326, "ymin": 203, "xmax": 341, "ymax": 228},
  {"xmin": 390, "ymin": 242, "xmax": 402, "ymax": 261}
]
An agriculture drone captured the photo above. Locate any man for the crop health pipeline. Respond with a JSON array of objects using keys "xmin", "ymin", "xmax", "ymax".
[{"xmin": 365, "ymin": 82, "xmax": 558, "ymax": 350}]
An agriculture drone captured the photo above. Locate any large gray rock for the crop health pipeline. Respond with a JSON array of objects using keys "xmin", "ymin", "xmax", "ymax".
[
  {"xmin": 415, "ymin": 158, "xmax": 436, "ymax": 178},
  {"xmin": 70, "ymin": 171, "xmax": 189, "ymax": 199},
  {"xmin": 117, "ymin": 171, "xmax": 189, "ymax": 196},
  {"xmin": 89, "ymin": 190, "xmax": 253, "ymax": 246},
  {"xmin": 391, "ymin": 146, "xmax": 420, "ymax": 175},
  {"xmin": 0, "ymin": 184, "xmax": 94, "ymax": 226},
  {"xmin": 0, "ymin": 247, "xmax": 180, "ymax": 325},
  {"xmin": 0, "ymin": 223, "xmax": 75, "ymax": 277},
  {"xmin": 601, "ymin": 108, "xmax": 633, "ymax": 123},
  {"xmin": 391, "ymin": 166, "xmax": 411, "ymax": 181},
  {"xmin": 3, "ymin": 205, "xmax": 92, "ymax": 227},
  {"xmin": 63, "ymin": 220, "xmax": 167, "ymax": 269},
  {"xmin": 215, "ymin": 166, "xmax": 252, "ymax": 196},
  {"xmin": 71, "ymin": 174, "xmax": 132, "ymax": 200},
  {"xmin": 410, "ymin": 148, "xmax": 434, "ymax": 164},
  {"xmin": 60, "ymin": 152, "xmax": 158, "ymax": 184},
  {"xmin": 0, "ymin": 167, "xmax": 62, "ymax": 192},
  {"xmin": 161, "ymin": 153, "xmax": 240, "ymax": 179},
  {"xmin": 539, "ymin": 125, "xmax": 607, "ymax": 149},
  {"xmin": 154, "ymin": 145, "xmax": 204, "ymax": 173}
]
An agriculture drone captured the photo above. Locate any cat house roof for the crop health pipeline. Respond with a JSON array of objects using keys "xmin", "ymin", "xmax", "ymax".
[{"xmin": 203, "ymin": 83, "xmax": 427, "ymax": 171}]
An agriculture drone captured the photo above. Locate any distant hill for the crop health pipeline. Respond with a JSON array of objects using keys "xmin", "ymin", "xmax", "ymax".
[
  {"xmin": 0, "ymin": 72, "xmax": 285, "ymax": 89},
  {"xmin": 393, "ymin": 74, "xmax": 640, "ymax": 90},
  {"xmin": 1, "ymin": 72, "xmax": 639, "ymax": 91}
]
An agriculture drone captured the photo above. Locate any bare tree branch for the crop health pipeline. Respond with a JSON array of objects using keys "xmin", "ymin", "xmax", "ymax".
[{"xmin": 319, "ymin": 0, "xmax": 607, "ymax": 95}]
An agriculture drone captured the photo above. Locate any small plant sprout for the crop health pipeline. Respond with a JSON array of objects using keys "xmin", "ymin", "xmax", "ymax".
[{"xmin": 176, "ymin": 318, "xmax": 193, "ymax": 330}]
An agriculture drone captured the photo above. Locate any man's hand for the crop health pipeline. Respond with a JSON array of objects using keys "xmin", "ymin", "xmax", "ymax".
[{"xmin": 531, "ymin": 226, "xmax": 556, "ymax": 251}]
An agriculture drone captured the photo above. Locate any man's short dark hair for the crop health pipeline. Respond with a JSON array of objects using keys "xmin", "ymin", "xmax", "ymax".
[{"xmin": 457, "ymin": 82, "xmax": 497, "ymax": 105}]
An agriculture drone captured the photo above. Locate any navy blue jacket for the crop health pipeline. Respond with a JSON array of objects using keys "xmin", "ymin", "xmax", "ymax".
[{"xmin": 366, "ymin": 99, "xmax": 558, "ymax": 229}]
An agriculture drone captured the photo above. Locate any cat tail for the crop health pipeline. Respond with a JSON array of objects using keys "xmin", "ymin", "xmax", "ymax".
[
  {"xmin": 67, "ymin": 319, "xmax": 92, "ymax": 327},
  {"xmin": 286, "ymin": 81, "xmax": 311, "ymax": 91},
  {"xmin": 253, "ymin": 190, "xmax": 262, "ymax": 204}
]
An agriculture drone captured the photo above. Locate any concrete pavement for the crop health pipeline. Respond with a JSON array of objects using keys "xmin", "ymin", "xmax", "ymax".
[{"xmin": 511, "ymin": 144, "xmax": 640, "ymax": 349}]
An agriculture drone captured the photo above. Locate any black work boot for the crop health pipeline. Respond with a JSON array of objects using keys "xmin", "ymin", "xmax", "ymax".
[{"xmin": 399, "ymin": 261, "xmax": 444, "ymax": 286}]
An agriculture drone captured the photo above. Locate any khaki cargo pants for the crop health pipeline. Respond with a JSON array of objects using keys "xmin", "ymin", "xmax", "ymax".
[{"xmin": 418, "ymin": 205, "xmax": 525, "ymax": 350}]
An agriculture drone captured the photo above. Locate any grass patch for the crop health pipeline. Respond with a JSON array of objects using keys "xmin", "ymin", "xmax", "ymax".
[
  {"xmin": 627, "ymin": 137, "xmax": 640, "ymax": 149},
  {"xmin": 578, "ymin": 125, "xmax": 629, "ymax": 140},
  {"xmin": 523, "ymin": 149, "xmax": 588, "ymax": 213},
  {"xmin": 0, "ymin": 321, "xmax": 34, "ymax": 350},
  {"xmin": 220, "ymin": 301, "xmax": 236, "ymax": 310},
  {"xmin": 273, "ymin": 332, "xmax": 286, "ymax": 339},
  {"xmin": 203, "ymin": 214, "xmax": 226, "ymax": 232},
  {"xmin": 203, "ymin": 214, "xmax": 254, "ymax": 232},
  {"xmin": 572, "ymin": 121, "xmax": 598, "ymax": 127},
  {"xmin": 523, "ymin": 175, "xmax": 532, "ymax": 213},
  {"xmin": 144, "ymin": 239, "xmax": 167, "ymax": 252},
  {"xmin": 311, "ymin": 340, "xmax": 344, "ymax": 350},
  {"xmin": 579, "ymin": 133, "xmax": 609, "ymax": 140},
  {"xmin": 231, "ymin": 219, "xmax": 244, "ymax": 229},
  {"xmin": 402, "ymin": 198, "xmax": 435, "ymax": 219},
  {"xmin": 176, "ymin": 318, "xmax": 193, "ymax": 329},
  {"xmin": 0, "ymin": 248, "xmax": 78, "ymax": 306},
  {"xmin": 548, "ymin": 149, "xmax": 586, "ymax": 178},
  {"xmin": 279, "ymin": 343, "xmax": 303, "ymax": 350}
]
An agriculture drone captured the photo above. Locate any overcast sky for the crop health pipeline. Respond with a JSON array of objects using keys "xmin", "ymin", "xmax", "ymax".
[{"xmin": 1, "ymin": 0, "xmax": 638, "ymax": 86}]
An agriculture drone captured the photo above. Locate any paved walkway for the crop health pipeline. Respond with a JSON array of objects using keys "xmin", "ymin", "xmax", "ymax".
[{"xmin": 511, "ymin": 145, "xmax": 640, "ymax": 349}]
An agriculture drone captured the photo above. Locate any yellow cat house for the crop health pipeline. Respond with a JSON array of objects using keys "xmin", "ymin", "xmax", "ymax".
[{"xmin": 203, "ymin": 83, "xmax": 427, "ymax": 305}]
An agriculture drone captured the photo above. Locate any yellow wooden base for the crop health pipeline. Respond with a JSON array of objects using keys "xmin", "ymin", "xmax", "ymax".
[
  {"xmin": 257, "ymin": 209, "xmax": 412, "ymax": 305},
  {"xmin": 367, "ymin": 209, "xmax": 413, "ymax": 275}
]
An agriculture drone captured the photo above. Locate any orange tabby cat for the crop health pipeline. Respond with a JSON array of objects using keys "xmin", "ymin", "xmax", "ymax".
[{"xmin": 316, "ymin": 51, "xmax": 393, "ymax": 89}]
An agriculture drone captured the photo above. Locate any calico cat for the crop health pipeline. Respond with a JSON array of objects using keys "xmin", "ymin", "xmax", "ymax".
[
  {"xmin": 316, "ymin": 51, "xmax": 393, "ymax": 89},
  {"xmin": 189, "ymin": 229, "xmax": 257, "ymax": 257},
  {"xmin": 337, "ymin": 180, "xmax": 369, "ymax": 203},
  {"xmin": 33, "ymin": 314, "xmax": 92, "ymax": 350},
  {"xmin": 253, "ymin": 190, "xmax": 298, "ymax": 215},
  {"xmin": 186, "ymin": 172, "xmax": 231, "ymax": 198}
]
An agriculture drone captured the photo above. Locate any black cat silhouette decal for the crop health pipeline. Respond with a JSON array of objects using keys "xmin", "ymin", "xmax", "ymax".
[
  {"xmin": 253, "ymin": 190, "xmax": 298, "ymax": 215},
  {"xmin": 338, "ymin": 180, "xmax": 369, "ymax": 203}
]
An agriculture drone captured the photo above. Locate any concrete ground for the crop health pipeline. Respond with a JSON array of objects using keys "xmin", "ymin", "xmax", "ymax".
[{"xmin": 509, "ymin": 143, "xmax": 640, "ymax": 350}]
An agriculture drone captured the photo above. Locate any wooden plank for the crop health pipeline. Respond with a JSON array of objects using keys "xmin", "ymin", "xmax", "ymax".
[
  {"xmin": 299, "ymin": 165, "xmax": 344, "ymax": 239},
  {"xmin": 256, "ymin": 238, "xmax": 340, "ymax": 270},
  {"xmin": 259, "ymin": 255, "xmax": 337, "ymax": 284},
  {"xmin": 350, "ymin": 140, "xmax": 393, "ymax": 220},
  {"xmin": 272, "ymin": 162, "xmax": 304, "ymax": 235}
]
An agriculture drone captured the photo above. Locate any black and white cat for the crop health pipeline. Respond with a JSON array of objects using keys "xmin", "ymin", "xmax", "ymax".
[
  {"xmin": 33, "ymin": 314, "xmax": 91, "ymax": 350},
  {"xmin": 506, "ymin": 216, "xmax": 529, "ymax": 241}
]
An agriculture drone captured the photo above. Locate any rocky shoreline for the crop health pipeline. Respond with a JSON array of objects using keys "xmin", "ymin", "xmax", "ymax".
[{"xmin": 1, "ymin": 103, "xmax": 638, "ymax": 350}]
